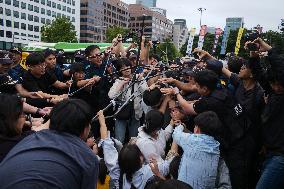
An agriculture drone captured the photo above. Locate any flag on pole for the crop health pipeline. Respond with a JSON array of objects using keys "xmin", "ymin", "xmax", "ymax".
[
  {"xmin": 186, "ymin": 28, "xmax": 196, "ymax": 56},
  {"xmin": 220, "ymin": 26, "xmax": 231, "ymax": 55},
  {"xmin": 197, "ymin": 25, "xmax": 208, "ymax": 50},
  {"xmin": 234, "ymin": 27, "xmax": 244, "ymax": 55},
  {"xmin": 212, "ymin": 28, "xmax": 223, "ymax": 54}
]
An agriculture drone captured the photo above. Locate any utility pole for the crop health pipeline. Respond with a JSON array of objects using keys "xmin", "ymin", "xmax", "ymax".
[{"xmin": 198, "ymin": 8, "xmax": 206, "ymax": 27}]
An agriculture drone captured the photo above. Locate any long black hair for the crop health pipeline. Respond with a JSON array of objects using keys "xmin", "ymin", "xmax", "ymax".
[
  {"xmin": 0, "ymin": 94, "xmax": 23, "ymax": 137},
  {"xmin": 118, "ymin": 144, "xmax": 143, "ymax": 184}
]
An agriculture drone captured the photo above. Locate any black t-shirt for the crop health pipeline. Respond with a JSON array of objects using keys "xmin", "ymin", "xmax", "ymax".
[
  {"xmin": 22, "ymin": 71, "xmax": 57, "ymax": 93},
  {"xmin": 193, "ymin": 89, "xmax": 245, "ymax": 146},
  {"xmin": 230, "ymin": 73, "xmax": 264, "ymax": 124}
]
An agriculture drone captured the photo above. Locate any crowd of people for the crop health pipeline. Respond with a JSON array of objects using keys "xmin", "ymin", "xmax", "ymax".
[{"xmin": 0, "ymin": 35, "xmax": 284, "ymax": 189}]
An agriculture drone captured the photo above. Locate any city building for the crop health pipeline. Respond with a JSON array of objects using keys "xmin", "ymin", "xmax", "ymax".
[
  {"xmin": 173, "ymin": 19, "xmax": 188, "ymax": 50},
  {"xmin": 206, "ymin": 27, "xmax": 216, "ymax": 34},
  {"xmin": 80, "ymin": 0, "xmax": 129, "ymax": 43},
  {"xmin": 0, "ymin": 0, "xmax": 80, "ymax": 50},
  {"xmin": 129, "ymin": 4, "xmax": 173, "ymax": 42},
  {"xmin": 103, "ymin": 0, "xmax": 129, "ymax": 28},
  {"xmin": 136, "ymin": 0, "xmax": 156, "ymax": 8},
  {"xmin": 150, "ymin": 7, "xmax": 166, "ymax": 17},
  {"xmin": 226, "ymin": 17, "xmax": 244, "ymax": 31}
]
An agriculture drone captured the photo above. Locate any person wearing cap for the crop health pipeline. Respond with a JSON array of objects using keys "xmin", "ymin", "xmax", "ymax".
[
  {"xmin": 22, "ymin": 52, "xmax": 71, "ymax": 99},
  {"xmin": 9, "ymin": 47, "xmax": 22, "ymax": 67},
  {"xmin": 0, "ymin": 51, "xmax": 30, "ymax": 96},
  {"xmin": 0, "ymin": 51, "xmax": 52, "ymax": 116},
  {"xmin": 136, "ymin": 110, "xmax": 174, "ymax": 163},
  {"xmin": 9, "ymin": 47, "xmax": 25, "ymax": 82}
]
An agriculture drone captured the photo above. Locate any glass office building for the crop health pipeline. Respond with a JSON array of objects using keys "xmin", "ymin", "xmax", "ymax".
[{"xmin": 136, "ymin": 0, "xmax": 156, "ymax": 7}]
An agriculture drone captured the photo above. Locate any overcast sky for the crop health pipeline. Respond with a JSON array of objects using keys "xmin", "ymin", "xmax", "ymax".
[{"xmin": 122, "ymin": 0, "xmax": 283, "ymax": 32}]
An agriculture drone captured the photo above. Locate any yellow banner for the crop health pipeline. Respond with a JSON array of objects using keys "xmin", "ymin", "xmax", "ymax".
[
  {"xmin": 20, "ymin": 52, "xmax": 30, "ymax": 70},
  {"xmin": 234, "ymin": 28, "xmax": 244, "ymax": 55}
]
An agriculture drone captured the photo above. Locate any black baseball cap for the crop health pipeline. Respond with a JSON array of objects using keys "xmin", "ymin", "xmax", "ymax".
[{"xmin": 0, "ymin": 51, "xmax": 13, "ymax": 64}]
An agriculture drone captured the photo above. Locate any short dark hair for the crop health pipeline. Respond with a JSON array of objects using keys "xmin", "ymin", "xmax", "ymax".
[
  {"xmin": 85, "ymin": 45, "xmax": 100, "ymax": 57},
  {"xmin": 149, "ymin": 54, "xmax": 161, "ymax": 62},
  {"xmin": 0, "ymin": 94, "xmax": 23, "ymax": 137},
  {"xmin": 69, "ymin": 63, "xmax": 85, "ymax": 75},
  {"xmin": 113, "ymin": 58, "xmax": 132, "ymax": 76},
  {"xmin": 26, "ymin": 52, "xmax": 45, "ymax": 66},
  {"xmin": 143, "ymin": 88, "xmax": 163, "ymax": 107},
  {"xmin": 227, "ymin": 56, "xmax": 245, "ymax": 74},
  {"xmin": 118, "ymin": 144, "xmax": 143, "ymax": 182},
  {"xmin": 49, "ymin": 99, "xmax": 93, "ymax": 137},
  {"xmin": 156, "ymin": 180, "xmax": 193, "ymax": 189},
  {"xmin": 43, "ymin": 48, "xmax": 56, "ymax": 59},
  {"xmin": 194, "ymin": 70, "xmax": 218, "ymax": 91},
  {"xmin": 194, "ymin": 111, "xmax": 222, "ymax": 138},
  {"xmin": 144, "ymin": 110, "xmax": 164, "ymax": 135},
  {"xmin": 267, "ymin": 55, "xmax": 284, "ymax": 87}
]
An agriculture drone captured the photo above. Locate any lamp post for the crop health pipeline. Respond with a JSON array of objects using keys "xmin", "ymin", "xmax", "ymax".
[
  {"xmin": 198, "ymin": 8, "xmax": 206, "ymax": 27},
  {"xmin": 93, "ymin": 26, "xmax": 107, "ymax": 43}
]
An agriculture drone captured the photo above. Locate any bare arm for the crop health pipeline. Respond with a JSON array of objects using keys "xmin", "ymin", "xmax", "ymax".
[
  {"xmin": 52, "ymin": 80, "xmax": 69, "ymax": 89},
  {"xmin": 176, "ymin": 93, "xmax": 197, "ymax": 115}
]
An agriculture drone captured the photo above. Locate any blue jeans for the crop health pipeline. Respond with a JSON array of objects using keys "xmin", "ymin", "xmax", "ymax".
[
  {"xmin": 115, "ymin": 112, "xmax": 140, "ymax": 143},
  {"xmin": 256, "ymin": 155, "xmax": 284, "ymax": 189}
]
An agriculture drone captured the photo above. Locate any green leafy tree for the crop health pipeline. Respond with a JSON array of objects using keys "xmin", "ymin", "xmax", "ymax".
[
  {"xmin": 181, "ymin": 29, "xmax": 284, "ymax": 58},
  {"xmin": 179, "ymin": 38, "xmax": 189, "ymax": 57},
  {"xmin": 106, "ymin": 26, "xmax": 130, "ymax": 43},
  {"xmin": 262, "ymin": 30, "xmax": 284, "ymax": 54},
  {"xmin": 41, "ymin": 17, "xmax": 77, "ymax": 43},
  {"xmin": 155, "ymin": 38, "xmax": 179, "ymax": 61}
]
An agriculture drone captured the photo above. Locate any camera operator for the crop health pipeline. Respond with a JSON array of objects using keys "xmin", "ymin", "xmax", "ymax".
[{"xmin": 245, "ymin": 38, "xmax": 284, "ymax": 189}]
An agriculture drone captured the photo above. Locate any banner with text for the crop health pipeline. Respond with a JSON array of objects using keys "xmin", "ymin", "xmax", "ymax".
[
  {"xmin": 197, "ymin": 25, "xmax": 208, "ymax": 50},
  {"xmin": 234, "ymin": 27, "xmax": 244, "ymax": 55},
  {"xmin": 220, "ymin": 26, "xmax": 231, "ymax": 55},
  {"xmin": 212, "ymin": 28, "xmax": 223, "ymax": 54},
  {"xmin": 186, "ymin": 28, "xmax": 196, "ymax": 56}
]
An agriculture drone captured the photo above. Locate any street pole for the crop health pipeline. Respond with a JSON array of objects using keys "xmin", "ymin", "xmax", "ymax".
[
  {"xmin": 100, "ymin": 28, "xmax": 103, "ymax": 43},
  {"xmin": 198, "ymin": 8, "xmax": 206, "ymax": 27}
]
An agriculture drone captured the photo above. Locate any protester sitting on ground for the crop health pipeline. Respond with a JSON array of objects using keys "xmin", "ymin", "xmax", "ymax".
[
  {"xmin": 0, "ymin": 99, "xmax": 99, "ymax": 189},
  {"xmin": 172, "ymin": 111, "xmax": 222, "ymax": 188},
  {"xmin": 136, "ymin": 110, "xmax": 173, "ymax": 163},
  {"xmin": 22, "ymin": 52, "xmax": 70, "ymax": 103},
  {"xmin": 108, "ymin": 58, "xmax": 148, "ymax": 143},
  {"xmin": 97, "ymin": 110, "xmax": 178, "ymax": 189}
]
